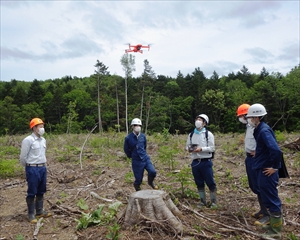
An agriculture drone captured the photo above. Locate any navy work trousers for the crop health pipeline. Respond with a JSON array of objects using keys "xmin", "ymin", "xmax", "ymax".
[
  {"xmin": 256, "ymin": 169, "xmax": 281, "ymax": 213},
  {"xmin": 132, "ymin": 158, "xmax": 156, "ymax": 185},
  {"xmin": 26, "ymin": 166, "xmax": 47, "ymax": 198},
  {"xmin": 191, "ymin": 159, "xmax": 216, "ymax": 191}
]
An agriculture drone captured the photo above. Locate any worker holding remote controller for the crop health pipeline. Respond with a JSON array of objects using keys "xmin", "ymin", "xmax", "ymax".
[{"xmin": 185, "ymin": 114, "xmax": 216, "ymax": 208}]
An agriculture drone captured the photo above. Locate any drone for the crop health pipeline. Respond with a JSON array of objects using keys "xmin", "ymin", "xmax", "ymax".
[{"xmin": 125, "ymin": 44, "xmax": 150, "ymax": 54}]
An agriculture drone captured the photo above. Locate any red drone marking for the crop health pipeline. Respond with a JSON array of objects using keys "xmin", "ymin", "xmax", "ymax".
[{"xmin": 125, "ymin": 44, "xmax": 150, "ymax": 54}]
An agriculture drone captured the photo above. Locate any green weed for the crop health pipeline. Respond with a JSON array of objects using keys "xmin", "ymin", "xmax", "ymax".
[
  {"xmin": 0, "ymin": 146, "xmax": 20, "ymax": 156},
  {"xmin": 0, "ymin": 159, "xmax": 23, "ymax": 178},
  {"xmin": 75, "ymin": 201, "xmax": 122, "ymax": 230},
  {"xmin": 125, "ymin": 172, "xmax": 134, "ymax": 183},
  {"xmin": 275, "ymin": 130, "xmax": 285, "ymax": 142},
  {"xmin": 286, "ymin": 232, "xmax": 299, "ymax": 240},
  {"xmin": 158, "ymin": 144, "xmax": 180, "ymax": 171},
  {"xmin": 168, "ymin": 164, "xmax": 196, "ymax": 197},
  {"xmin": 240, "ymin": 175, "xmax": 248, "ymax": 188},
  {"xmin": 77, "ymin": 198, "xmax": 89, "ymax": 211},
  {"xmin": 106, "ymin": 222, "xmax": 122, "ymax": 240},
  {"xmin": 15, "ymin": 234, "xmax": 25, "ymax": 240}
]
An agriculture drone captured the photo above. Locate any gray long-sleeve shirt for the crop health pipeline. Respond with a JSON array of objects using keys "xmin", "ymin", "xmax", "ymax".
[
  {"xmin": 245, "ymin": 124, "xmax": 256, "ymax": 153},
  {"xmin": 20, "ymin": 133, "xmax": 47, "ymax": 167},
  {"xmin": 186, "ymin": 129, "xmax": 215, "ymax": 159}
]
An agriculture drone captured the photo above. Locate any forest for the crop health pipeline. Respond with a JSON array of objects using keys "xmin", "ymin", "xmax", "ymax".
[{"xmin": 0, "ymin": 56, "xmax": 299, "ymax": 136}]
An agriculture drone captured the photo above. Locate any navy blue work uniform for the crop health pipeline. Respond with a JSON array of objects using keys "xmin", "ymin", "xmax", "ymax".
[
  {"xmin": 253, "ymin": 122, "xmax": 282, "ymax": 213},
  {"xmin": 124, "ymin": 131, "xmax": 156, "ymax": 186}
]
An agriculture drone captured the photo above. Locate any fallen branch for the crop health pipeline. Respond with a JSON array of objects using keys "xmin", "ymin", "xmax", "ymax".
[
  {"xmin": 0, "ymin": 180, "xmax": 26, "ymax": 189},
  {"xmin": 47, "ymin": 200, "xmax": 82, "ymax": 215},
  {"xmin": 181, "ymin": 204, "xmax": 276, "ymax": 240},
  {"xmin": 90, "ymin": 191, "xmax": 114, "ymax": 202},
  {"xmin": 33, "ymin": 218, "xmax": 43, "ymax": 237},
  {"xmin": 281, "ymin": 137, "xmax": 300, "ymax": 151},
  {"xmin": 285, "ymin": 219, "xmax": 300, "ymax": 227}
]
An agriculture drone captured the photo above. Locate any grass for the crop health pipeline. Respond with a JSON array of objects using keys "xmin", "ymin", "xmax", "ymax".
[{"xmin": 0, "ymin": 159, "xmax": 23, "ymax": 178}]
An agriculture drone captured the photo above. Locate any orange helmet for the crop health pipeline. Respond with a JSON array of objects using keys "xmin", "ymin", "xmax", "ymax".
[
  {"xmin": 236, "ymin": 104, "xmax": 250, "ymax": 117},
  {"xmin": 30, "ymin": 118, "xmax": 44, "ymax": 129}
]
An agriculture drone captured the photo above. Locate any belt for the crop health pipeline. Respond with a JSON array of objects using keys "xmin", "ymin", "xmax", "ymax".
[
  {"xmin": 193, "ymin": 158, "xmax": 210, "ymax": 162},
  {"xmin": 246, "ymin": 152, "xmax": 254, "ymax": 157},
  {"xmin": 26, "ymin": 163, "xmax": 45, "ymax": 167}
]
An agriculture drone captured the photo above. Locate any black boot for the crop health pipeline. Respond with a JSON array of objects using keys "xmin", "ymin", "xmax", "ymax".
[
  {"xmin": 35, "ymin": 195, "xmax": 52, "ymax": 218},
  {"xmin": 254, "ymin": 196, "xmax": 270, "ymax": 226},
  {"xmin": 148, "ymin": 175, "xmax": 158, "ymax": 189},
  {"xmin": 197, "ymin": 189, "xmax": 206, "ymax": 208},
  {"xmin": 209, "ymin": 190, "xmax": 217, "ymax": 208},
  {"xmin": 134, "ymin": 184, "xmax": 141, "ymax": 191},
  {"xmin": 26, "ymin": 197, "xmax": 37, "ymax": 223}
]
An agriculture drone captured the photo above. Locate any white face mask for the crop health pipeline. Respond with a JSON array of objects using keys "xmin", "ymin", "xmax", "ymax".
[
  {"xmin": 195, "ymin": 120, "xmax": 203, "ymax": 129},
  {"xmin": 38, "ymin": 127, "xmax": 45, "ymax": 136},
  {"xmin": 134, "ymin": 126, "xmax": 141, "ymax": 133},
  {"xmin": 247, "ymin": 118, "xmax": 256, "ymax": 127},
  {"xmin": 239, "ymin": 117, "xmax": 247, "ymax": 124}
]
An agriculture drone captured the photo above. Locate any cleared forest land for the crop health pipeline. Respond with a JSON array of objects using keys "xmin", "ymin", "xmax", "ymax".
[{"xmin": 0, "ymin": 132, "xmax": 299, "ymax": 240}]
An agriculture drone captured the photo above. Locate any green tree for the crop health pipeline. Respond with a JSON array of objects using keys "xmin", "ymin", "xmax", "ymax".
[
  {"xmin": 27, "ymin": 79, "xmax": 44, "ymax": 104},
  {"xmin": 140, "ymin": 59, "xmax": 156, "ymax": 122},
  {"xmin": 0, "ymin": 96, "xmax": 20, "ymax": 134},
  {"xmin": 201, "ymin": 89, "xmax": 225, "ymax": 132},
  {"xmin": 284, "ymin": 65, "xmax": 300, "ymax": 130}
]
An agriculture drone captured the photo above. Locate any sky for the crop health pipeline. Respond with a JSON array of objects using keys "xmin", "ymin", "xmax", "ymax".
[{"xmin": 0, "ymin": 0, "xmax": 299, "ymax": 82}]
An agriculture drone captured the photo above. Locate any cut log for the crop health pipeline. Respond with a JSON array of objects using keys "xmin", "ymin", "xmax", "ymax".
[
  {"xmin": 124, "ymin": 190, "xmax": 183, "ymax": 233},
  {"xmin": 282, "ymin": 137, "xmax": 300, "ymax": 151}
]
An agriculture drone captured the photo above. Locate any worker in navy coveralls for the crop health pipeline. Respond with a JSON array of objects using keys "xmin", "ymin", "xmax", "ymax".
[
  {"xmin": 246, "ymin": 103, "xmax": 283, "ymax": 239},
  {"xmin": 20, "ymin": 118, "xmax": 52, "ymax": 223},
  {"xmin": 124, "ymin": 118, "xmax": 158, "ymax": 191},
  {"xmin": 237, "ymin": 104, "xmax": 270, "ymax": 226},
  {"xmin": 186, "ymin": 114, "xmax": 216, "ymax": 208}
]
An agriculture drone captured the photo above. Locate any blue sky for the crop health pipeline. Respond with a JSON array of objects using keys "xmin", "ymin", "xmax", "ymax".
[{"xmin": 1, "ymin": 0, "xmax": 299, "ymax": 81}]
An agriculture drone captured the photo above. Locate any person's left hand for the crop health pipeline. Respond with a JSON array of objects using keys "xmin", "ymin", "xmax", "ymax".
[
  {"xmin": 194, "ymin": 147, "xmax": 202, "ymax": 152},
  {"xmin": 263, "ymin": 168, "xmax": 277, "ymax": 176}
]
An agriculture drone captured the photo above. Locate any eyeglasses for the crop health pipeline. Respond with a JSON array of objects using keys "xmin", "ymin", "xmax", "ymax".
[{"xmin": 133, "ymin": 125, "xmax": 141, "ymax": 127}]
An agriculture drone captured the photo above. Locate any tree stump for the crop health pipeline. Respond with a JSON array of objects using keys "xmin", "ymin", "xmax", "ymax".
[{"xmin": 124, "ymin": 190, "xmax": 183, "ymax": 233}]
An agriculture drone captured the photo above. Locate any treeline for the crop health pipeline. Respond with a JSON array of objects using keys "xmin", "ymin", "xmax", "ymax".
[{"xmin": 0, "ymin": 60, "xmax": 299, "ymax": 136}]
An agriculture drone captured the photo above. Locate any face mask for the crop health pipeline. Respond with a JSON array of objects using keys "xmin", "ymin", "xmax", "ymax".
[
  {"xmin": 134, "ymin": 126, "xmax": 141, "ymax": 133},
  {"xmin": 239, "ymin": 117, "xmax": 247, "ymax": 124},
  {"xmin": 195, "ymin": 120, "xmax": 203, "ymax": 129},
  {"xmin": 38, "ymin": 127, "xmax": 45, "ymax": 136},
  {"xmin": 247, "ymin": 118, "xmax": 256, "ymax": 127}
]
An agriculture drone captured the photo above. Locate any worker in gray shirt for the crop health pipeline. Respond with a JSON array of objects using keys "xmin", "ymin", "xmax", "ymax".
[{"xmin": 20, "ymin": 118, "xmax": 52, "ymax": 223}]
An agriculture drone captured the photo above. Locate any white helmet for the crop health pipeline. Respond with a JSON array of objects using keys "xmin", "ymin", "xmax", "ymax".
[
  {"xmin": 246, "ymin": 103, "xmax": 267, "ymax": 117},
  {"xmin": 131, "ymin": 118, "xmax": 142, "ymax": 126},
  {"xmin": 197, "ymin": 114, "xmax": 209, "ymax": 125}
]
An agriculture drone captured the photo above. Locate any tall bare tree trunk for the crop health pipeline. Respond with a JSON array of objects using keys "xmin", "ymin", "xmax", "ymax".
[
  {"xmin": 140, "ymin": 83, "xmax": 144, "ymax": 120},
  {"xmin": 116, "ymin": 83, "xmax": 120, "ymax": 133},
  {"xmin": 125, "ymin": 76, "xmax": 128, "ymax": 134},
  {"xmin": 145, "ymin": 97, "xmax": 152, "ymax": 135},
  {"xmin": 120, "ymin": 54, "xmax": 135, "ymax": 134},
  {"xmin": 97, "ymin": 76, "xmax": 103, "ymax": 134}
]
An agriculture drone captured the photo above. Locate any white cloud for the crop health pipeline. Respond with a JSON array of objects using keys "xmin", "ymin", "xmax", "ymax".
[{"xmin": 0, "ymin": 1, "xmax": 299, "ymax": 81}]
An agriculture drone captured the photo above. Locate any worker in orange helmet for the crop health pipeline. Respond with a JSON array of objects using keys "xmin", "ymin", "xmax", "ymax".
[
  {"xmin": 237, "ymin": 104, "xmax": 269, "ymax": 226},
  {"xmin": 20, "ymin": 118, "xmax": 52, "ymax": 223}
]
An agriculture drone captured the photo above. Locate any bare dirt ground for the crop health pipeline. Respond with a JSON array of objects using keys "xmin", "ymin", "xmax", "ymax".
[{"xmin": 0, "ymin": 133, "xmax": 299, "ymax": 240}]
